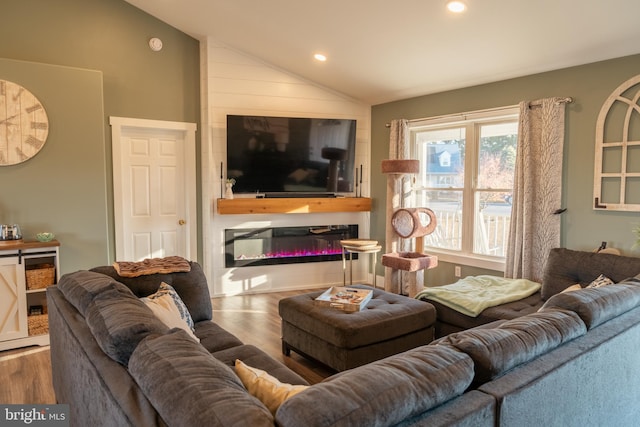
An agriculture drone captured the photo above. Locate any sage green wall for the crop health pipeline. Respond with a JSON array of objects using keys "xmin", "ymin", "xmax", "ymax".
[
  {"xmin": 0, "ymin": 0, "xmax": 200, "ymax": 273},
  {"xmin": 372, "ymin": 54, "xmax": 640, "ymax": 286},
  {"xmin": 0, "ymin": 59, "xmax": 106, "ymax": 273}
]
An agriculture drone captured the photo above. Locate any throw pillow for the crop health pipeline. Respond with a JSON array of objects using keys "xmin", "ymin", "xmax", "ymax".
[
  {"xmin": 150, "ymin": 282, "xmax": 194, "ymax": 329},
  {"xmin": 561, "ymin": 284, "xmax": 583, "ymax": 293},
  {"xmin": 235, "ymin": 359, "xmax": 308, "ymax": 415},
  {"xmin": 141, "ymin": 282, "xmax": 198, "ymax": 341},
  {"xmin": 587, "ymin": 274, "xmax": 614, "ymax": 289}
]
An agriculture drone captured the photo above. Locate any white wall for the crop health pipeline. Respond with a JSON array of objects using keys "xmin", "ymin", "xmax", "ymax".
[{"xmin": 200, "ymin": 38, "xmax": 372, "ymax": 296}]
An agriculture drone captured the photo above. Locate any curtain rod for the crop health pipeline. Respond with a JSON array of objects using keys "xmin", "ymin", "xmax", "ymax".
[
  {"xmin": 384, "ymin": 97, "xmax": 573, "ymax": 128},
  {"xmin": 528, "ymin": 97, "xmax": 573, "ymax": 107}
]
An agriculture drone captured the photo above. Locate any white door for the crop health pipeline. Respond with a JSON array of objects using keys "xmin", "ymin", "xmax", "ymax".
[{"xmin": 110, "ymin": 117, "xmax": 197, "ymax": 262}]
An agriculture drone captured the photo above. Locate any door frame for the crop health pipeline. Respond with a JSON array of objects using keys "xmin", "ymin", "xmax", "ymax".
[{"xmin": 110, "ymin": 116, "xmax": 198, "ymax": 262}]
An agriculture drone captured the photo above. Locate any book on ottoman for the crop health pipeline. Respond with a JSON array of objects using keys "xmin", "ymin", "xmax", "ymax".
[{"xmin": 314, "ymin": 287, "xmax": 373, "ymax": 312}]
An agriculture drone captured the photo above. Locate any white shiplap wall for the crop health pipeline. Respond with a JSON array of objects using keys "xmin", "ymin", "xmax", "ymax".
[{"xmin": 200, "ymin": 38, "xmax": 372, "ymax": 296}]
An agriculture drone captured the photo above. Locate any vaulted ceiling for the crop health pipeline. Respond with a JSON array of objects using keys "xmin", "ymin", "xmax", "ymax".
[{"xmin": 125, "ymin": 0, "xmax": 640, "ymax": 105}]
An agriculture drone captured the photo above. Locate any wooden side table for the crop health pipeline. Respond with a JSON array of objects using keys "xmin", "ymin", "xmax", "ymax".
[{"xmin": 340, "ymin": 240, "xmax": 382, "ymax": 288}]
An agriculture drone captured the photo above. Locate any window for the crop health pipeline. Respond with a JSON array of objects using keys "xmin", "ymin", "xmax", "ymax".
[{"xmin": 409, "ymin": 107, "xmax": 519, "ymax": 270}]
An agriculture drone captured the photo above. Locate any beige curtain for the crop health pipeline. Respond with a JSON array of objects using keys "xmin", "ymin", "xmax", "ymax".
[
  {"xmin": 505, "ymin": 98, "xmax": 567, "ymax": 282},
  {"xmin": 384, "ymin": 119, "xmax": 410, "ymax": 293}
]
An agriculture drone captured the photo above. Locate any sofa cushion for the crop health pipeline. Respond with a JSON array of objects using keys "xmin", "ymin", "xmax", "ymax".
[
  {"xmin": 435, "ymin": 309, "xmax": 586, "ymax": 383},
  {"xmin": 85, "ymin": 288, "xmax": 169, "ymax": 365},
  {"xmin": 235, "ymin": 359, "xmax": 308, "ymax": 415},
  {"xmin": 57, "ymin": 270, "xmax": 135, "ymax": 316},
  {"xmin": 129, "ymin": 329, "xmax": 274, "ymax": 427},
  {"xmin": 90, "ymin": 261, "xmax": 213, "ymax": 323},
  {"xmin": 275, "ymin": 344, "xmax": 474, "ymax": 427},
  {"xmin": 194, "ymin": 321, "xmax": 244, "ymax": 353},
  {"xmin": 540, "ymin": 280, "xmax": 640, "ymax": 329},
  {"xmin": 541, "ymin": 248, "xmax": 640, "ymax": 300},
  {"xmin": 430, "ymin": 292, "xmax": 543, "ymax": 337}
]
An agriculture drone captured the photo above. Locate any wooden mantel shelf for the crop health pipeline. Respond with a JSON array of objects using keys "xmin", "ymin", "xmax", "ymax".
[{"xmin": 217, "ymin": 197, "xmax": 372, "ymax": 214}]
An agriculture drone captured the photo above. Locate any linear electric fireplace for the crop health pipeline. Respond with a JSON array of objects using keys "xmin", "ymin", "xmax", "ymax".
[{"xmin": 225, "ymin": 225, "xmax": 358, "ymax": 267}]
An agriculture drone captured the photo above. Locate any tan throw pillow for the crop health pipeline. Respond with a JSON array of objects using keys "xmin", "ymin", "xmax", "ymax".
[
  {"xmin": 141, "ymin": 290, "xmax": 199, "ymax": 342},
  {"xmin": 235, "ymin": 359, "xmax": 308, "ymax": 415},
  {"xmin": 561, "ymin": 284, "xmax": 583, "ymax": 293}
]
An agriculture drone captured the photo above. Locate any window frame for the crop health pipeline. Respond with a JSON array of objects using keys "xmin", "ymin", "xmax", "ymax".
[{"xmin": 408, "ymin": 106, "xmax": 519, "ymax": 271}]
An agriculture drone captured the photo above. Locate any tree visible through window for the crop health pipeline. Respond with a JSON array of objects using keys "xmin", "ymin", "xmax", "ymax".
[{"xmin": 409, "ymin": 107, "xmax": 519, "ymax": 268}]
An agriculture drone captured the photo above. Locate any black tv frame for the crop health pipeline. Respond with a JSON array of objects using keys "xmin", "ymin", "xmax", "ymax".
[{"xmin": 226, "ymin": 115, "xmax": 357, "ymax": 195}]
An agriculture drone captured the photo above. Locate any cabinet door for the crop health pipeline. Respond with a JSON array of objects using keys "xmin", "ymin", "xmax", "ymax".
[{"xmin": 0, "ymin": 256, "xmax": 28, "ymax": 342}]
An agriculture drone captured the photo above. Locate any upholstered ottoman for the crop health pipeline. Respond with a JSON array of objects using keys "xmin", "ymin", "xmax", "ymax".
[{"xmin": 279, "ymin": 285, "xmax": 436, "ymax": 371}]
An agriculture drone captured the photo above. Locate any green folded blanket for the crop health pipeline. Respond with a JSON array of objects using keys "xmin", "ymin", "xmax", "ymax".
[{"xmin": 415, "ymin": 275, "xmax": 541, "ymax": 317}]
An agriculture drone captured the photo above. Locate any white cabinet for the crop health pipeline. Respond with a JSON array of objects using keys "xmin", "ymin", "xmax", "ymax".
[{"xmin": 0, "ymin": 240, "xmax": 60, "ymax": 351}]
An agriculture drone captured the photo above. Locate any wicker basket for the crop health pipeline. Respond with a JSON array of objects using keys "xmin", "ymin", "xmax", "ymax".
[
  {"xmin": 28, "ymin": 314, "xmax": 49, "ymax": 336},
  {"xmin": 25, "ymin": 264, "xmax": 56, "ymax": 290}
]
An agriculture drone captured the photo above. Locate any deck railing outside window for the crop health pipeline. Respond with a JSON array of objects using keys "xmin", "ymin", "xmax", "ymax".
[{"xmin": 422, "ymin": 201, "xmax": 511, "ymax": 258}]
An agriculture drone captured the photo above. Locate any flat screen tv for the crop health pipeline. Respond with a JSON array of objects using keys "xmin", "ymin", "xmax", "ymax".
[{"xmin": 226, "ymin": 115, "xmax": 357, "ymax": 195}]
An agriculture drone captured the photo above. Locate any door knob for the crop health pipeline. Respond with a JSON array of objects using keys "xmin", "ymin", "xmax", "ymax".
[{"xmin": 178, "ymin": 219, "xmax": 186, "ymax": 225}]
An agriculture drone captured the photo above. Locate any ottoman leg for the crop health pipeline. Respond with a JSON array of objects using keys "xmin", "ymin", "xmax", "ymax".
[{"xmin": 282, "ymin": 340, "xmax": 291, "ymax": 356}]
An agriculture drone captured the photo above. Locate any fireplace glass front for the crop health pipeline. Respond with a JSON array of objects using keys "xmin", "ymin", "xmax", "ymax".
[{"xmin": 225, "ymin": 224, "xmax": 358, "ymax": 267}]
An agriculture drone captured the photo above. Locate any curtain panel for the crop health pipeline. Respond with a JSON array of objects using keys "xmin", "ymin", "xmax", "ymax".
[{"xmin": 505, "ymin": 98, "xmax": 567, "ymax": 282}]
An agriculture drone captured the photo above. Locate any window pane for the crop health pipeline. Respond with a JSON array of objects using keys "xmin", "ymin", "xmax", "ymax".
[
  {"xmin": 477, "ymin": 123, "xmax": 517, "ymax": 190},
  {"xmin": 416, "ymin": 127, "xmax": 465, "ymax": 190},
  {"xmin": 417, "ymin": 189, "xmax": 463, "ymax": 251},
  {"xmin": 473, "ymin": 191, "xmax": 512, "ymax": 257}
]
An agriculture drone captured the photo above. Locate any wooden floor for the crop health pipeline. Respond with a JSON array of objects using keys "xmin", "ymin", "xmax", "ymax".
[
  {"xmin": 0, "ymin": 288, "xmax": 335, "ymax": 404},
  {"xmin": 0, "ymin": 346, "xmax": 54, "ymax": 404},
  {"xmin": 210, "ymin": 287, "xmax": 336, "ymax": 384}
]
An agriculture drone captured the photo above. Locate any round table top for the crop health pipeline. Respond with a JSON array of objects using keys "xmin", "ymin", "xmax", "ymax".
[{"xmin": 342, "ymin": 244, "xmax": 382, "ymax": 253}]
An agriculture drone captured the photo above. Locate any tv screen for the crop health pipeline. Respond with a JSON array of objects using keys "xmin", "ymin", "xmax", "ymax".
[{"xmin": 226, "ymin": 115, "xmax": 357, "ymax": 195}]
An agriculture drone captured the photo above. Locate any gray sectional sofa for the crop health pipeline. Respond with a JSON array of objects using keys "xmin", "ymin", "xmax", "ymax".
[
  {"xmin": 47, "ymin": 250, "xmax": 640, "ymax": 426},
  {"xmin": 426, "ymin": 247, "xmax": 640, "ymax": 337}
]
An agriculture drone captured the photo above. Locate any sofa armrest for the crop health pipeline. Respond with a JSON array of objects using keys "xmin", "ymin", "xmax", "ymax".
[{"xmin": 47, "ymin": 286, "xmax": 165, "ymax": 427}]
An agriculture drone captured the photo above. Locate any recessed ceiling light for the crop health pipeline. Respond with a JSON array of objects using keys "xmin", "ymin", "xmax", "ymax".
[
  {"xmin": 314, "ymin": 53, "xmax": 327, "ymax": 62},
  {"xmin": 446, "ymin": 0, "xmax": 467, "ymax": 13}
]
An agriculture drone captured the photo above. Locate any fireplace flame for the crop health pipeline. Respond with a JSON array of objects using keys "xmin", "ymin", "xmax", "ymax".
[{"xmin": 236, "ymin": 248, "xmax": 343, "ymax": 261}]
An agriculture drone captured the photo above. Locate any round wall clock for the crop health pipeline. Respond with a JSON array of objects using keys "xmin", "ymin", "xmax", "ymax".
[{"xmin": 0, "ymin": 79, "xmax": 49, "ymax": 166}]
